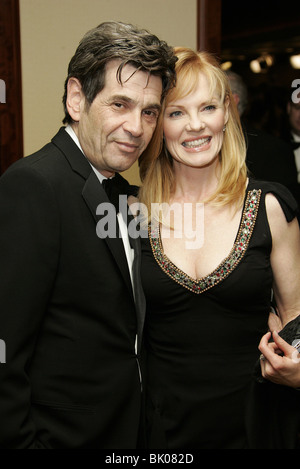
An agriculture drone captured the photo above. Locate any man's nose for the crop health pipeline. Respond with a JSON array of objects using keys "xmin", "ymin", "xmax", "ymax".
[{"xmin": 123, "ymin": 112, "xmax": 143, "ymax": 137}]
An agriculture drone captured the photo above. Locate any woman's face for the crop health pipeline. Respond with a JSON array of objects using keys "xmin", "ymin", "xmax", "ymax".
[{"xmin": 163, "ymin": 72, "xmax": 229, "ymax": 171}]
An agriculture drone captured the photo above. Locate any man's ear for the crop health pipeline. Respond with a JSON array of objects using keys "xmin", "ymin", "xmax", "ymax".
[
  {"xmin": 232, "ymin": 93, "xmax": 240, "ymax": 109},
  {"xmin": 66, "ymin": 78, "xmax": 84, "ymax": 122}
]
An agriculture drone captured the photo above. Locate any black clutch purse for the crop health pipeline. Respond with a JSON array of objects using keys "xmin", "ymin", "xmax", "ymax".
[{"xmin": 254, "ymin": 314, "xmax": 300, "ymax": 384}]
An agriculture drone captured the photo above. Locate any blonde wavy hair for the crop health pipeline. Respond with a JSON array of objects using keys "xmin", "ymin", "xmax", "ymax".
[{"xmin": 138, "ymin": 47, "xmax": 248, "ymax": 222}]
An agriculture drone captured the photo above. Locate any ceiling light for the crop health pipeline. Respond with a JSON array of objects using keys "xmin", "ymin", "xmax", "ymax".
[
  {"xmin": 263, "ymin": 54, "xmax": 274, "ymax": 67},
  {"xmin": 250, "ymin": 59, "xmax": 261, "ymax": 73},
  {"xmin": 250, "ymin": 54, "xmax": 274, "ymax": 73},
  {"xmin": 290, "ymin": 54, "xmax": 300, "ymax": 69},
  {"xmin": 221, "ymin": 61, "xmax": 232, "ymax": 71}
]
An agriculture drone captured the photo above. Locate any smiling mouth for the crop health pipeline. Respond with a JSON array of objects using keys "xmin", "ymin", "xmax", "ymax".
[
  {"xmin": 115, "ymin": 141, "xmax": 139, "ymax": 152},
  {"xmin": 182, "ymin": 137, "xmax": 211, "ymax": 148}
]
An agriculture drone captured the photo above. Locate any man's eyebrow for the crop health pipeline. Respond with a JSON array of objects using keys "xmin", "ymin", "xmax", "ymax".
[
  {"xmin": 148, "ymin": 103, "xmax": 162, "ymax": 112},
  {"xmin": 109, "ymin": 94, "xmax": 161, "ymax": 111},
  {"xmin": 109, "ymin": 94, "xmax": 134, "ymax": 104}
]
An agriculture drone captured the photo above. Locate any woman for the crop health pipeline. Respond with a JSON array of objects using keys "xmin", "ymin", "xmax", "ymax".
[{"xmin": 138, "ymin": 48, "xmax": 300, "ymax": 449}]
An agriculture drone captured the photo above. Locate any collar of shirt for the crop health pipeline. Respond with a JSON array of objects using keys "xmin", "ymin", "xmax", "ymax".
[
  {"xmin": 291, "ymin": 131, "xmax": 300, "ymax": 143},
  {"xmin": 65, "ymin": 125, "xmax": 110, "ymax": 184}
]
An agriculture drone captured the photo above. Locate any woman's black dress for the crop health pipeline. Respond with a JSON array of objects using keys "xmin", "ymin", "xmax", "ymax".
[{"xmin": 140, "ymin": 179, "xmax": 298, "ymax": 449}]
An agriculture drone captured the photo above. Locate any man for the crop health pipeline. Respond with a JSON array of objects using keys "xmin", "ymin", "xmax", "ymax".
[
  {"xmin": 0, "ymin": 21, "xmax": 176, "ymax": 449},
  {"xmin": 226, "ymin": 71, "xmax": 300, "ymax": 213},
  {"xmin": 286, "ymin": 99, "xmax": 300, "ymax": 183}
]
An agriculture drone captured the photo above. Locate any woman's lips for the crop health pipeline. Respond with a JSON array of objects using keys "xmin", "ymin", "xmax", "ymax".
[{"xmin": 182, "ymin": 136, "xmax": 212, "ymax": 149}]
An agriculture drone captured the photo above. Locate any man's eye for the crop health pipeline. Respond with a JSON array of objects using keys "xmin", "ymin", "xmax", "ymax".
[{"xmin": 143, "ymin": 110, "xmax": 159, "ymax": 120}]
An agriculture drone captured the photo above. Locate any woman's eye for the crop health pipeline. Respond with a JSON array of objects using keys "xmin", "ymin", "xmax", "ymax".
[
  {"xmin": 204, "ymin": 105, "xmax": 216, "ymax": 111},
  {"xmin": 169, "ymin": 110, "xmax": 182, "ymax": 118}
]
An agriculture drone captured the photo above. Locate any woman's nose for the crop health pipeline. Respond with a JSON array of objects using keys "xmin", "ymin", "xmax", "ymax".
[{"xmin": 186, "ymin": 113, "xmax": 205, "ymax": 132}]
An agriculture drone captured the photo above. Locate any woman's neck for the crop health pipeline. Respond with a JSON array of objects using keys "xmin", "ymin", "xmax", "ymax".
[{"xmin": 171, "ymin": 161, "xmax": 220, "ymax": 204}]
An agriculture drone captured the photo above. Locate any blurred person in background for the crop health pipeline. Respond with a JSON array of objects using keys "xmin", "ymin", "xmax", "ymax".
[
  {"xmin": 226, "ymin": 70, "xmax": 300, "ymax": 214},
  {"xmin": 283, "ymin": 96, "xmax": 300, "ymax": 183}
]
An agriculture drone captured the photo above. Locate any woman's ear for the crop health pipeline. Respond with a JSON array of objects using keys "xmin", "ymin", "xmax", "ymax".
[
  {"xmin": 66, "ymin": 78, "xmax": 83, "ymax": 122},
  {"xmin": 224, "ymin": 94, "xmax": 230, "ymax": 125}
]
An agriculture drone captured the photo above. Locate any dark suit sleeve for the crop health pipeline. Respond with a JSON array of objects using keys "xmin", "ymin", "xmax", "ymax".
[{"xmin": 0, "ymin": 164, "xmax": 60, "ymax": 448}]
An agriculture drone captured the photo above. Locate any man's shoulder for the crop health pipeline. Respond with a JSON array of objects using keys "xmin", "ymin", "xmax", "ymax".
[
  {"xmin": 245, "ymin": 122, "xmax": 293, "ymax": 153},
  {"xmin": 4, "ymin": 128, "xmax": 79, "ymax": 180}
]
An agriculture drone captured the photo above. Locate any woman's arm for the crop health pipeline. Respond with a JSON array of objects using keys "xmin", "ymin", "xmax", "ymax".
[
  {"xmin": 259, "ymin": 194, "xmax": 300, "ymax": 388},
  {"xmin": 266, "ymin": 193, "xmax": 300, "ymax": 326}
]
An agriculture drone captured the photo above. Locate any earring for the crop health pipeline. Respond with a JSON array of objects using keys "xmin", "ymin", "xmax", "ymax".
[{"xmin": 223, "ymin": 125, "xmax": 226, "ymax": 132}]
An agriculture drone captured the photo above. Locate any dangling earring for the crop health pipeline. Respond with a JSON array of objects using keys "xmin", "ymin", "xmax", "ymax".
[{"xmin": 223, "ymin": 125, "xmax": 226, "ymax": 132}]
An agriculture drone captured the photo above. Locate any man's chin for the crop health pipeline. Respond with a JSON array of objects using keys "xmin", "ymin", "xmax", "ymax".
[{"xmin": 110, "ymin": 156, "xmax": 140, "ymax": 173}]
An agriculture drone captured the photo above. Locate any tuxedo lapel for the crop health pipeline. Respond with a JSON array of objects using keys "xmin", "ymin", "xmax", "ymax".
[
  {"xmin": 52, "ymin": 127, "xmax": 92, "ymax": 180},
  {"xmin": 126, "ymin": 207, "xmax": 146, "ymax": 353},
  {"xmin": 127, "ymin": 219, "xmax": 146, "ymax": 353}
]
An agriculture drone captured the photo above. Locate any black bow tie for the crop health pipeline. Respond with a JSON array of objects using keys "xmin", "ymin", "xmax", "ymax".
[
  {"xmin": 291, "ymin": 140, "xmax": 300, "ymax": 151},
  {"xmin": 102, "ymin": 173, "xmax": 138, "ymax": 212}
]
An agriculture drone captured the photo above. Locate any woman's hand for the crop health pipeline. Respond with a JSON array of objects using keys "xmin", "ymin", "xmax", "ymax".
[
  {"xmin": 259, "ymin": 331, "xmax": 300, "ymax": 388},
  {"xmin": 267, "ymin": 311, "xmax": 282, "ymax": 332}
]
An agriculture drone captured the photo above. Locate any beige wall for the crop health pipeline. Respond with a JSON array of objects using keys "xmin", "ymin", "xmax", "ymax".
[{"xmin": 19, "ymin": 0, "xmax": 197, "ymax": 185}]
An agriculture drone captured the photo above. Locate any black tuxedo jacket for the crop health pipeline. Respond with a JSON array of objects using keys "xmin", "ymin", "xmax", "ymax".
[
  {"xmin": 243, "ymin": 120, "xmax": 300, "ymax": 214},
  {"xmin": 243, "ymin": 121, "xmax": 298, "ymax": 190},
  {"xmin": 0, "ymin": 127, "xmax": 145, "ymax": 449}
]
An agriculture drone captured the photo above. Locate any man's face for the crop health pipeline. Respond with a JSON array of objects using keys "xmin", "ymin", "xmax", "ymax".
[
  {"xmin": 288, "ymin": 101, "xmax": 300, "ymax": 137},
  {"xmin": 69, "ymin": 60, "xmax": 163, "ymax": 177}
]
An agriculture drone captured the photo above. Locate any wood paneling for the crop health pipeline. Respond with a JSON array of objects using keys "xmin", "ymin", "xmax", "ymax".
[
  {"xmin": 0, "ymin": 0, "xmax": 23, "ymax": 175},
  {"xmin": 197, "ymin": 0, "xmax": 222, "ymax": 55}
]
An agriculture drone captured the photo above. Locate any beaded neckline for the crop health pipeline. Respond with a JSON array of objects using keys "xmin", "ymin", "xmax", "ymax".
[{"xmin": 148, "ymin": 189, "xmax": 262, "ymax": 294}]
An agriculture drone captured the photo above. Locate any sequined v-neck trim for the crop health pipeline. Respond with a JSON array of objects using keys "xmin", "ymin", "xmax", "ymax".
[{"xmin": 148, "ymin": 189, "xmax": 262, "ymax": 294}]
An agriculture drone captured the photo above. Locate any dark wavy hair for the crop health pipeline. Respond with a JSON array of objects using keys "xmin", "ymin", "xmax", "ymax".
[{"xmin": 62, "ymin": 21, "xmax": 177, "ymax": 124}]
